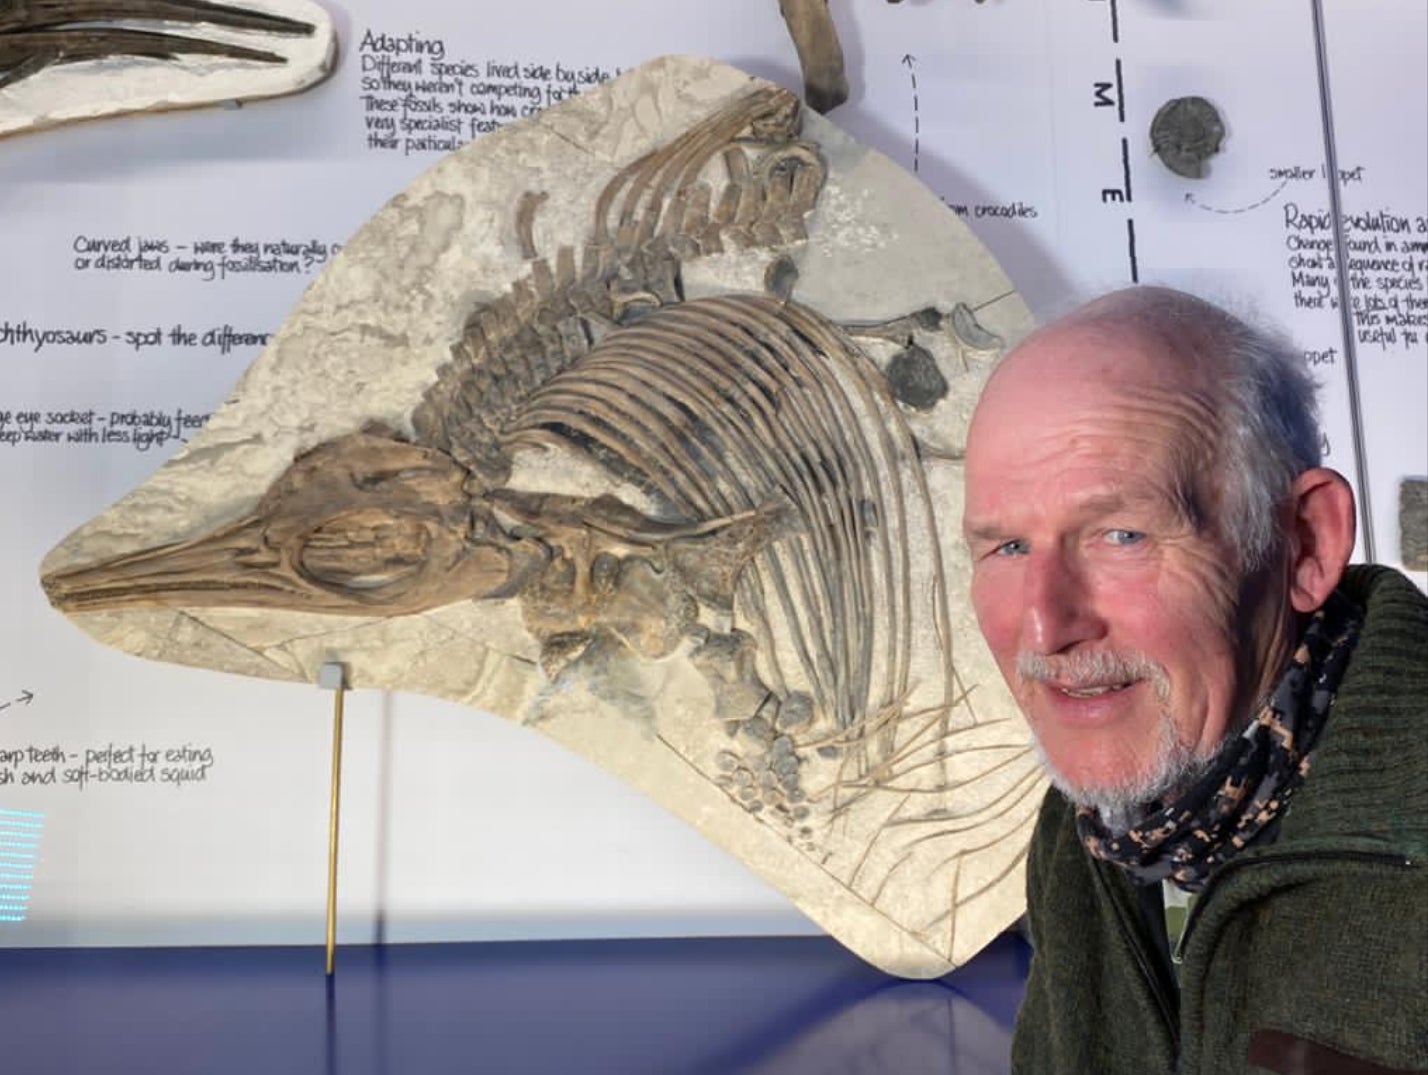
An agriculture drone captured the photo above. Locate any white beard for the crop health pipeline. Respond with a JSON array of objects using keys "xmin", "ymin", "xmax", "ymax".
[{"xmin": 1034, "ymin": 708, "xmax": 1231, "ymax": 830}]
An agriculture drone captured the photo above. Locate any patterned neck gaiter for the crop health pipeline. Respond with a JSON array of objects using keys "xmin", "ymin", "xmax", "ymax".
[{"xmin": 1074, "ymin": 592, "xmax": 1363, "ymax": 892}]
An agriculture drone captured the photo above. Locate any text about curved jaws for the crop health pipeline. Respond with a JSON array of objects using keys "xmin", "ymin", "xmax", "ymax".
[{"xmin": 68, "ymin": 233, "xmax": 342, "ymax": 281}]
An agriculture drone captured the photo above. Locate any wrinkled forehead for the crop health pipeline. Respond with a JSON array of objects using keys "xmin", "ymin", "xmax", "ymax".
[
  {"xmin": 971, "ymin": 318, "xmax": 1228, "ymax": 452},
  {"xmin": 961, "ymin": 321, "xmax": 1235, "ymax": 535}
]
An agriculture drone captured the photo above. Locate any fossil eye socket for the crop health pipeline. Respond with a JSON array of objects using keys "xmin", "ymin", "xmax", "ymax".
[{"xmin": 298, "ymin": 510, "xmax": 432, "ymax": 591}]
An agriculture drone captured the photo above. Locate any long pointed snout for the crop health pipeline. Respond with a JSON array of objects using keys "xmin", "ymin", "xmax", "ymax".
[
  {"xmin": 42, "ymin": 509, "xmax": 549, "ymax": 617},
  {"xmin": 43, "ymin": 515, "xmax": 282, "ymax": 614},
  {"xmin": 43, "ymin": 428, "xmax": 554, "ymax": 618}
]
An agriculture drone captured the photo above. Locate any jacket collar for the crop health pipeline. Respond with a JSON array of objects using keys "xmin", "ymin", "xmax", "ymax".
[{"xmin": 1272, "ymin": 565, "xmax": 1428, "ymax": 859}]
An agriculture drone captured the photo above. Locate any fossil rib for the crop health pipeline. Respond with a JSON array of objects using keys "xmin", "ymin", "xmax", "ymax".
[{"xmin": 508, "ymin": 293, "xmax": 927, "ymax": 752}]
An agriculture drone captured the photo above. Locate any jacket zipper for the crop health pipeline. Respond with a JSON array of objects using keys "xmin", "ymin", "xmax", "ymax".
[
  {"xmin": 1093, "ymin": 860, "xmax": 1180, "ymax": 1051},
  {"xmin": 1172, "ymin": 848, "xmax": 1414, "ymax": 965}
]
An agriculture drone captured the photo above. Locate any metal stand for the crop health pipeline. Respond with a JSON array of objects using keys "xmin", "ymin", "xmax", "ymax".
[{"xmin": 318, "ymin": 662, "xmax": 348, "ymax": 976}]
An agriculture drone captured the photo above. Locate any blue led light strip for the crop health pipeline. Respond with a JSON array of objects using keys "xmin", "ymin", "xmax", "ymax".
[{"xmin": 0, "ymin": 809, "xmax": 41, "ymax": 924}]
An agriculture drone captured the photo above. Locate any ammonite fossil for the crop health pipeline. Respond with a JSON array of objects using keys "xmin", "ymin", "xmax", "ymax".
[{"xmin": 41, "ymin": 56, "xmax": 1042, "ymax": 978}]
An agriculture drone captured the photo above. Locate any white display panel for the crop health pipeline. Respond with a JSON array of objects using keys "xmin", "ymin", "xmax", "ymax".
[{"xmin": 1, "ymin": 0, "xmax": 1423, "ymax": 947}]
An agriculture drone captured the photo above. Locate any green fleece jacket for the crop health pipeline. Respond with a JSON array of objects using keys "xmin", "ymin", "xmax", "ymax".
[{"xmin": 1012, "ymin": 565, "xmax": 1428, "ymax": 1075}]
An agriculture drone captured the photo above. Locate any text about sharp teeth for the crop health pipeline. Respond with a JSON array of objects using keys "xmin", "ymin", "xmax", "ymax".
[{"xmin": 0, "ymin": 743, "xmax": 217, "ymax": 790}]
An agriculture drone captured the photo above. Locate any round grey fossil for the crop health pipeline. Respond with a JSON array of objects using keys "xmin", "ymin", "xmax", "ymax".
[{"xmin": 1150, "ymin": 95, "xmax": 1225, "ymax": 180}]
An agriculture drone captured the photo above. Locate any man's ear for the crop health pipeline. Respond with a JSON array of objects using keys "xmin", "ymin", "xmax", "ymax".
[{"xmin": 1285, "ymin": 467, "xmax": 1357, "ymax": 613}]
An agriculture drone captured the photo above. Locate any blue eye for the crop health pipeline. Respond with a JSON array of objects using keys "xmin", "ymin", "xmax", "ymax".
[
  {"xmin": 1106, "ymin": 529, "xmax": 1145, "ymax": 546},
  {"xmin": 994, "ymin": 539, "xmax": 1030, "ymax": 556}
]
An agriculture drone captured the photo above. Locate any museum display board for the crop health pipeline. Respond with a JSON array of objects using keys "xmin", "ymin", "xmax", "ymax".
[{"xmin": 1, "ymin": 0, "xmax": 1423, "ymax": 956}]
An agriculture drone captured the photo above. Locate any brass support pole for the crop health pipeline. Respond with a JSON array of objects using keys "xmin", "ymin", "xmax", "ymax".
[{"xmin": 320, "ymin": 662, "xmax": 347, "ymax": 976}]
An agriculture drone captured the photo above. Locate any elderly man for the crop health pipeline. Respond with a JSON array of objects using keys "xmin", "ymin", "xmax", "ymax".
[{"xmin": 962, "ymin": 287, "xmax": 1427, "ymax": 1074}]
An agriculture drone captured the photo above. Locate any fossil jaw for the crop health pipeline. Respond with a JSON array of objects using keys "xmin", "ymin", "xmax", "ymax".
[
  {"xmin": 0, "ymin": 0, "xmax": 315, "ymax": 90},
  {"xmin": 42, "ymin": 430, "xmax": 550, "ymax": 616},
  {"xmin": 0, "ymin": 0, "xmax": 335, "ymax": 137}
]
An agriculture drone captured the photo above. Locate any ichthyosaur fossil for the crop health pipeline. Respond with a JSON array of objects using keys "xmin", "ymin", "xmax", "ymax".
[
  {"xmin": 0, "ymin": 0, "xmax": 335, "ymax": 136},
  {"xmin": 41, "ymin": 56, "xmax": 1043, "ymax": 978}
]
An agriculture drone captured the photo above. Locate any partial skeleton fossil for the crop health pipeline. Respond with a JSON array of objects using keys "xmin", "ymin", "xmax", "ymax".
[
  {"xmin": 0, "ymin": 0, "xmax": 313, "ymax": 89},
  {"xmin": 0, "ymin": 0, "xmax": 334, "ymax": 136},
  {"xmin": 42, "ymin": 59, "xmax": 1040, "ymax": 977}
]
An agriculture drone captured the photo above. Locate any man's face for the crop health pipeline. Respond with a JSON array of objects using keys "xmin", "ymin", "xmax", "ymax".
[{"xmin": 962, "ymin": 324, "xmax": 1286, "ymax": 811}]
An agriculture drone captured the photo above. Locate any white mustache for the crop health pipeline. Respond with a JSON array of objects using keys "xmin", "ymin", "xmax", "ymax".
[{"xmin": 1016, "ymin": 650, "xmax": 1171, "ymax": 702}]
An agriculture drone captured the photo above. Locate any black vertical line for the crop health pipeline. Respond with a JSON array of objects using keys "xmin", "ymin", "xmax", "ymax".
[
  {"xmin": 1127, "ymin": 218, "xmax": 1139, "ymax": 282},
  {"xmin": 1310, "ymin": 0, "xmax": 1374, "ymax": 560},
  {"xmin": 1120, "ymin": 136, "xmax": 1133, "ymax": 202},
  {"xmin": 1114, "ymin": 58, "xmax": 1125, "ymax": 124},
  {"xmin": 1110, "ymin": 0, "xmax": 1121, "ymax": 43}
]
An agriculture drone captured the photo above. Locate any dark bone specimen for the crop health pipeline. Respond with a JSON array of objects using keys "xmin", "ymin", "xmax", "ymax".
[
  {"xmin": 777, "ymin": 0, "xmax": 848, "ymax": 113},
  {"xmin": 779, "ymin": 0, "xmax": 989, "ymax": 113},
  {"xmin": 42, "ymin": 63, "xmax": 1038, "ymax": 978},
  {"xmin": 0, "ymin": 0, "xmax": 313, "ymax": 89}
]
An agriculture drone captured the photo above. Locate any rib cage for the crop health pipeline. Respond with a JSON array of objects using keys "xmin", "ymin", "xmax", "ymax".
[
  {"xmin": 410, "ymin": 86, "xmax": 827, "ymax": 488},
  {"xmin": 404, "ymin": 83, "xmax": 1033, "ymax": 947},
  {"xmin": 505, "ymin": 295, "xmax": 957, "ymax": 761}
]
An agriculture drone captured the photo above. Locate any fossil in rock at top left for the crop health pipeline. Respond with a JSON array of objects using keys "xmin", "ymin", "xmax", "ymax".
[
  {"xmin": 40, "ymin": 56, "xmax": 1044, "ymax": 979},
  {"xmin": 0, "ymin": 0, "xmax": 335, "ymax": 137}
]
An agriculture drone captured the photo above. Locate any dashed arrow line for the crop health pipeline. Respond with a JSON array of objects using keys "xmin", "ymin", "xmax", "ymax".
[
  {"xmin": 1184, "ymin": 178, "xmax": 1289, "ymax": 215},
  {"xmin": 902, "ymin": 53, "xmax": 920, "ymax": 173}
]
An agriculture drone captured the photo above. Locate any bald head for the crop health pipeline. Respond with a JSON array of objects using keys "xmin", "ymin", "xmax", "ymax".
[
  {"xmin": 959, "ymin": 286, "xmax": 1354, "ymax": 816},
  {"xmin": 978, "ymin": 286, "xmax": 1323, "ymax": 568}
]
